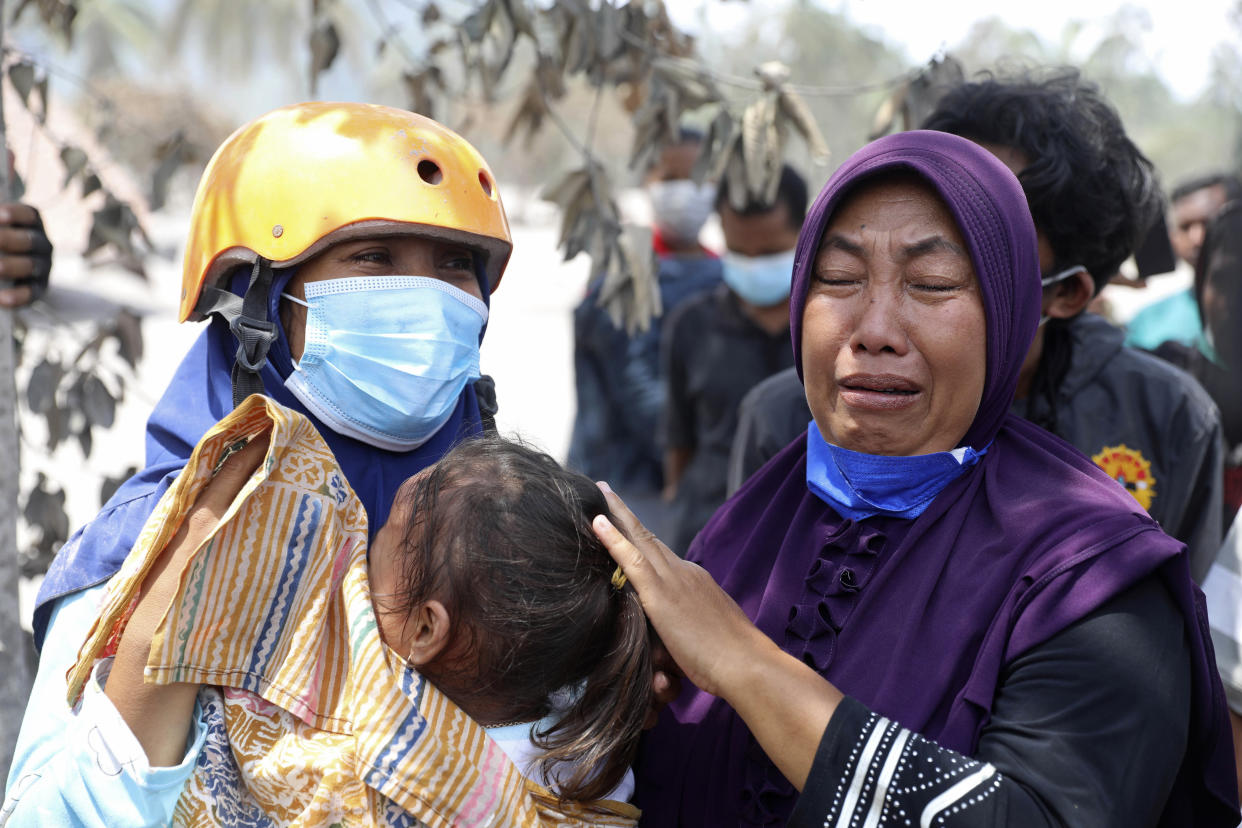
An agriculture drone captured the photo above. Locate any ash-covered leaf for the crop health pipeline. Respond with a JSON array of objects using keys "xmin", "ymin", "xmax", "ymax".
[
  {"xmin": 740, "ymin": 93, "xmax": 783, "ymax": 208},
  {"xmin": 26, "ymin": 357, "xmax": 62, "ymax": 414},
  {"xmin": 903, "ymin": 55, "xmax": 965, "ymax": 129},
  {"xmin": 81, "ymin": 374, "xmax": 116, "ymax": 429},
  {"xmin": 44, "ymin": 404, "xmax": 68, "ymax": 451},
  {"xmin": 596, "ymin": 224, "xmax": 659, "ymax": 335},
  {"xmin": 34, "ymin": 74, "xmax": 49, "ymax": 123},
  {"xmin": 869, "ymin": 83, "xmax": 906, "ymax": 140},
  {"xmin": 113, "ymin": 309, "xmax": 144, "ymax": 369},
  {"xmin": 778, "ymin": 88, "xmax": 829, "ymax": 163},
  {"xmin": 21, "ymin": 473, "xmax": 68, "ymax": 578},
  {"xmin": 8, "ymin": 61, "xmax": 35, "ymax": 107},
  {"xmin": 85, "ymin": 196, "xmax": 152, "ymax": 278},
  {"xmin": 309, "ymin": 20, "xmax": 341, "ymax": 93},
  {"xmin": 60, "ymin": 145, "xmax": 88, "ymax": 189},
  {"xmin": 692, "ymin": 108, "xmax": 739, "ymax": 185},
  {"xmin": 502, "ymin": 0, "xmax": 534, "ymax": 38},
  {"xmin": 504, "ymin": 77, "xmax": 547, "ymax": 147},
  {"xmin": 463, "ymin": 0, "xmax": 497, "ymax": 42},
  {"xmin": 403, "ymin": 66, "xmax": 444, "ymax": 116},
  {"xmin": 150, "ymin": 131, "xmax": 185, "ymax": 212}
]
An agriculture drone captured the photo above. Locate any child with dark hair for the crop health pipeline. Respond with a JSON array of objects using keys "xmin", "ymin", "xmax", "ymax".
[
  {"xmin": 45, "ymin": 397, "xmax": 650, "ymax": 826},
  {"xmin": 369, "ymin": 434, "xmax": 653, "ymax": 804}
]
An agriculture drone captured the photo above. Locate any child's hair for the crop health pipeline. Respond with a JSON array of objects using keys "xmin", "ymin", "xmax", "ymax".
[{"xmin": 388, "ymin": 434, "xmax": 652, "ymax": 803}]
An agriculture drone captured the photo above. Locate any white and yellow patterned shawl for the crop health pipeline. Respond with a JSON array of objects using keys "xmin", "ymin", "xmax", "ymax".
[{"xmin": 66, "ymin": 395, "xmax": 640, "ymax": 827}]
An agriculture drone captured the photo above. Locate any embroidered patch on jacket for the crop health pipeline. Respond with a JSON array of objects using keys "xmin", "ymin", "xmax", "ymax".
[{"xmin": 1091, "ymin": 444, "xmax": 1156, "ymax": 511}]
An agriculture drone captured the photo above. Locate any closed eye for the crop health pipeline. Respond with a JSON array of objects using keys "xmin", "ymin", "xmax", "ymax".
[{"xmin": 813, "ymin": 273, "xmax": 860, "ymax": 287}]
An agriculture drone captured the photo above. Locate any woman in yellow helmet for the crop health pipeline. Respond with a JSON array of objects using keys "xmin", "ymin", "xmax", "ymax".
[{"xmin": 2, "ymin": 102, "xmax": 586, "ymax": 826}]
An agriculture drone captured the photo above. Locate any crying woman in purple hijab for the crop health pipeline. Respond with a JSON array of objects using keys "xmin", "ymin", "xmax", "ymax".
[{"xmin": 590, "ymin": 129, "xmax": 1239, "ymax": 828}]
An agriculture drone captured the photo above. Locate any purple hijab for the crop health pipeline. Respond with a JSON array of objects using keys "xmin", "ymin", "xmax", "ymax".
[{"xmin": 635, "ymin": 132, "xmax": 1237, "ymax": 825}]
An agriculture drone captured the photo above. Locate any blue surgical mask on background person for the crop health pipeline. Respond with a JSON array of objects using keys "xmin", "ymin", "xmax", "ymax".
[
  {"xmin": 648, "ymin": 179, "xmax": 717, "ymax": 246},
  {"xmin": 721, "ymin": 248, "xmax": 796, "ymax": 306},
  {"xmin": 283, "ymin": 276, "xmax": 487, "ymax": 451}
]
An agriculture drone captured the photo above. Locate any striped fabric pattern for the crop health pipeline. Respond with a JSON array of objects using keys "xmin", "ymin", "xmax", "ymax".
[
  {"xmin": 66, "ymin": 395, "xmax": 639, "ymax": 827},
  {"xmin": 819, "ymin": 711, "xmax": 1000, "ymax": 828}
]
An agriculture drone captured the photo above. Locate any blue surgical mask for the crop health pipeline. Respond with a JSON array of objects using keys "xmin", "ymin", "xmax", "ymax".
[
  {"xmin": 283, "ymin": 276, "xmax": 487, "ymax": 451},
  {"xmin": 721, "ymin": 249, "xmax": 796, "ymax": 307},
  {"xmin": 805, "ymin": 421, "xmax": 988, "ymax": 521}
]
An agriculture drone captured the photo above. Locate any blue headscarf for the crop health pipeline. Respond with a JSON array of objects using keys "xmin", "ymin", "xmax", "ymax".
[{"xmin": 33, "ymin": 267, "xmax": 486, "ymax": 647}]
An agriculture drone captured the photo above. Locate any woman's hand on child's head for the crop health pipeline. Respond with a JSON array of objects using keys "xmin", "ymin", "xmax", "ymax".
[{"xmin": 592, "ymin": 481, "xmax": 776, "ymax": 703}]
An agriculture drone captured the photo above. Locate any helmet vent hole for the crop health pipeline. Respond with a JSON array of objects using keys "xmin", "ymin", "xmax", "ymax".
[
  {"xmin": 478, "ymin": 171, "xmax": 493, "ymax": 197},
  {"xmin": 418, "ymin": 159, "xmax": 443, "ymax": 185}
]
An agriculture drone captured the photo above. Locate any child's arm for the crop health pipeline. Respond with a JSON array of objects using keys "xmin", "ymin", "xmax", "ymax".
[{"xmin": 104, "ymin": 432, "xmax": 270, "ymax": 766}]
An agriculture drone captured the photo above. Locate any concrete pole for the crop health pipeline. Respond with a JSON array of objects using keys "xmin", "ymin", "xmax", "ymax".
[{"xmin": 0, "ymin": 0, "xmax": 35, "ymax": 794}]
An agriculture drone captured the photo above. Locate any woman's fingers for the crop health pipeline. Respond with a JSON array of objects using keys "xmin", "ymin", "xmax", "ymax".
[{"xmin": 594, "ymin": 482, "xmax": 677, "ymax": 574}]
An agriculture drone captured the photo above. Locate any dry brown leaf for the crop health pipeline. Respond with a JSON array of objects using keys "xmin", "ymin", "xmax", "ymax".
[
  {"xmin": 779, "ymin": 88, "xmax": 829, "ymax": 163},
  {"xmin": 309, "ymin": 20, "xmax": 341, "ymax": 94},
  {"xmin": 868, "ymin": 83, "xmax": 906, "ymax": 140}
]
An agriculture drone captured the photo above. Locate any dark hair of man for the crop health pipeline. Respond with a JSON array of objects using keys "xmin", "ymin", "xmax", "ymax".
[
  {"xmin": 1172, "ymin": 173, "xmax": 1242, "ymax": 205},
  {"xmin": 922, "ymin": 67, "xmax": 1162, "ymax": 296},
  {"xmin": 715, "ymin": 163, "xmax": 809, "ymax": 231},
  {"xmin": 922, "ymin": 68, "xmax": 1160, "ymax": 437},
  {"xmin": 385, "ymin": 435, "xmax": 651, "ymax": 804}
]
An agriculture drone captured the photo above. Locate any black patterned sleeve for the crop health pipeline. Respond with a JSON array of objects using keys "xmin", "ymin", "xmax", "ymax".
[{"xmin": 787, "ymin": 576, "xmax": 1191, "ymax": 828}]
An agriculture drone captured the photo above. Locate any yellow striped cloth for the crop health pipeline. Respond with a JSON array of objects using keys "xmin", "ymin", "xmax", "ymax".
[{"xmin": 66, "ymin": 395, "xmax": 640, "ymax": 827}]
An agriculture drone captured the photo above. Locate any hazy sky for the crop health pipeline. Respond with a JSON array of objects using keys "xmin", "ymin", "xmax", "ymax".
[{"xmin": 669, "ymin": 0, "xmax": 1237, "ymax": 101}]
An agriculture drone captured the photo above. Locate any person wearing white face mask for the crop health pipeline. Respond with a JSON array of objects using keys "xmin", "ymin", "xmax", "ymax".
[
  {"xmin": 660, "ymin": 164, "xmax": 807, "ymax": 555},
  {"xmin": 569, "ymin": 128, "xmax": 723, "ymax": 538},
  {"xmin": 5, "ymin": 102, "xmax": 518, "ymax": 824}
]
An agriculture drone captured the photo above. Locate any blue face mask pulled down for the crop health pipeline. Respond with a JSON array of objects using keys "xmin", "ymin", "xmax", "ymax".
[
  {"xmin": 721, "ymin": 249, "xmax": 796, "ymax": 307},
  {"xmin": 284, "ymin": 276, "xmax": 487, "ymax": 452},
  {"xmin": 805, "ymin": 421, "xmax": 988, "ymax": 521}
]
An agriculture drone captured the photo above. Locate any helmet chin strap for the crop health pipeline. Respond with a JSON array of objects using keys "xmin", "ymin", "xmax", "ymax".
[{"xmin": 194, "ymin": 258, "xmax": 278, "ymax": 408}]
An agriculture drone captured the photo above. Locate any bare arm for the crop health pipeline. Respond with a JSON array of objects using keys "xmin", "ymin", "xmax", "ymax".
[
  {"xmin": 593, "ymin": 484, "xmax": 840, "ymax": 790},
  {"xmin": 104, "ymin": 432, "xmax": 269, "ymax": 766}
]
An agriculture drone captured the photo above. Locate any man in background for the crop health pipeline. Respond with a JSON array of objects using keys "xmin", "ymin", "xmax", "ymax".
[
  {"xmin": 661, "ymin": 164, "xmax": 806, "ymax": 554},
  {"xmin": 568, "ymin": 128, "xmax": 721, "ymax": 536},
  {"xmin": 1126, "ymin": 172, "xmax": 1242, "ymax": 351}
]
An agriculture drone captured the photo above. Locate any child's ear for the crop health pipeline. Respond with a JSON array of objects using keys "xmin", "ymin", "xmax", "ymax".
[{"xmin": 404, "ymin": 600, "xmax": 452, "ymax": 667}]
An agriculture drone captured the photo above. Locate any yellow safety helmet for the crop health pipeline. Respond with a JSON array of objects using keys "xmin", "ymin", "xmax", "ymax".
[{"xmin": 179, "ymin": 101, "xmax": 512, "ymax": 323}]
